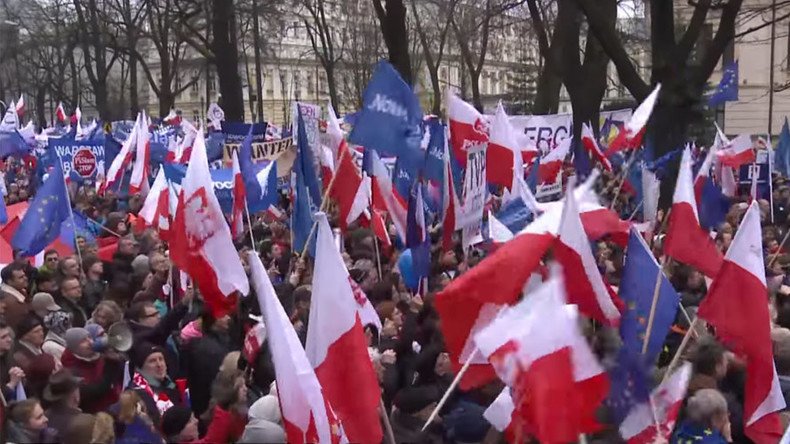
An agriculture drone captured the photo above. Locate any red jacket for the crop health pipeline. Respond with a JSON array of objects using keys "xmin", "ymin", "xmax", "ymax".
[
  {"xmin": 60, "ymin": 350, "xmax": 121, "ymax": 413},
  {"xmin": 201, "ymin": 406, "xmax": 246, "ymax": 444}
]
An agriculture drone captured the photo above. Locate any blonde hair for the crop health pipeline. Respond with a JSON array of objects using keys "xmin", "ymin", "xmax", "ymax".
[
  {"xmin": 91, "ymin": 412, "xmax": 115, "ymax": 444},
  {"xmin": 118, "ymin": 390, "xmax": 145, "ymax": 424},
  {"xmin": 218, "ymin": 351, "xmax": 241, "ymax": 377}
]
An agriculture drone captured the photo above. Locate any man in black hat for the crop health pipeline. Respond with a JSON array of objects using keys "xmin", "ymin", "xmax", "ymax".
[{"xmin": 42, "ymin": 369, "xmax": 82, "ymax": 440}]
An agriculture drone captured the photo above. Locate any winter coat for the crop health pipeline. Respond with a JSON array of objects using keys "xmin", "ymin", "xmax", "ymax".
[
  {"xmin": 5, "ymin": 421, "xmax": 58, "ymax": 444},
  {"xmin": 42, "ymin": 331, "xmax": 66, "ymax": 362},
  {"xmin": 129, "ymin": 372, "xmax": 184, "ymax": 427},
  {"xmin": 130, "ymin": 302, "xmax": 188, "ymax": 378},
  {"xmin": 1, "ymin": 283, "xmax": 30, "ymax": 330},
  {"xmin": 44, "ymin": 405, "xmax": 81, "ymax": 441},
  {"xmin": 183, "ymin": 330, "xmax": 233, "ymax": 416},
  {"xmin": 61, "ymin": 349, "xmax": 122, "ymax": 413},
  {"xmin": 55, "ymin": 294, "xmax": 87, "ymax": 328},
  {"xmin": 201, "ymin": 405, "xmax": 247, "ymax": 444}
]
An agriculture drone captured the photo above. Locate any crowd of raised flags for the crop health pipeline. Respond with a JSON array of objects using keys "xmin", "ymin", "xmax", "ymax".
[{"xmin": 2, "ymin": 56, "xmax": 790, "ymax": 443}]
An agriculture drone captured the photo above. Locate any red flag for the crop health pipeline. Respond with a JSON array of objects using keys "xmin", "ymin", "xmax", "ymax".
[
  {"xmin": 230, "ymin": 151, "xmax": 245, "ymax": 238},
  {"xmin": 554, "ymin": 180, "xmax": 621, "ymax": 325},
  {"xmin": 664, "ymin": 148, "xmax": 723, "ymax": 278},
  {"xmin": 305, "ymin": 213, "xmax": 382, "ymax": 443},
  {"xmin": 698, "ymin": 202, "xmax": 785, "ymax": 443},
  {"xmin": 248, "ymin": 250, "xmax": 342, "ymax": 444},
  {"xmin": 171, "ymin": 129, "xmax": 248, "ymax": 317},
  {"xmin": 138, "ymin": 169, "xmax": 173, "ymax": 241},
  {"xmin": 487, "ymin": 104, "xmax": 534, "ymax": 188},
  {"xmin": 474, "ymin": 276, "xmax": 609, "ymax": 443},
  {"xmin": 606, "ymin": 84, "xmax": 661, "ymax": 156},
  {"xmin": 129, "ymin": 112, "xmax": 151, "ymax": 195},
  {"xmin": 55, "ymin": 102, "xmax": 67, "ymax": 124},
  {"xmin": 620, "ymin": 363, "xmax": 692, "ymax": 444},
  {"xmin": 716, "ymin": 133, "xmax": 755, "ymax": 168},
  {"xmin": 447, "ymin": 90, "xmax": 488, "ymax": 168},
  {"xmin": 538, "ymin": 137, "xmax": 571, "ymax": 184},
  {"xmin": 329, "ymin": 142, "xmax": 366, "ymax": 231},
  {"xmin": 581, "ymin": 122, "xmax": 611, "ymax": 171}
]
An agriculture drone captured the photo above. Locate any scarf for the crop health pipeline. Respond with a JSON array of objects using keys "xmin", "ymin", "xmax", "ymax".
[
  {"xmin": 0, "ymin": 283, "xmax": 25, "ymax": 303},
  {"xmin": 132, "ymin": 372, "xmax": 174, "ymax": 415}
]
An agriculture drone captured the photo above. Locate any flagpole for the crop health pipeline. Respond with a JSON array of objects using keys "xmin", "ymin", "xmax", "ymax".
[
  {"xmin": 641, "ymin": 256, "xmax": 668, "ymax": 355},
  {"xmin": 57, "ymin": 156, "xmax": 84, "ymax": 266},
  {"xmin": 421, "ymin": 347, "xmax": 477, "ymax": 432},
  {"xmin": 299, "ymin": 147, "xmax": 349, "ymax": 259},
  {"xmin": 768, "ymin": 227, "xmax": 790, "ymax": 267},
  {"xmin": 372, "ymin": 218, "xmax": 383, "ymax": 280},
  {"xmin": 243, "ymin": 198, "xmax": 257, "ymax": 251},
  {"xmin": 661, "ymin": 318, "xmax": 698, "ymax": 385},
  {"xmin": 379, "ymin": 399, "xmax": 396, "ymax": 444},
  {"xmin": 609, "ymin": 150, "xmax": 638, "ymax": 210}
]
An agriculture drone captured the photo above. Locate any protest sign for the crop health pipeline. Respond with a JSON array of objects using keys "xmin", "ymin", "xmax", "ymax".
[
  {"xmin": 221, "ymin": 122, "xmax": 293, "ymax": 164},
  {"xmin": 739, "ymin": 150, "xmax": 771, "ymax": 199},
  {"xmin": 48, "ymin": 139, "xmax": 105, "ymax": 181},
  {"xmin": 504, "ymin": 109, "xmax": 632, "ymax": 153},
  {"xmin": 457, "ymin": 147, "xmax": 487, "ymax": 247}
]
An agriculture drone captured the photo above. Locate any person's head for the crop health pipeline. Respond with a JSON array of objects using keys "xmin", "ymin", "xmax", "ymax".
[
  {"xmin": 271, "ymin": 242, "xmax": 285, "ymax": 260},
  {"xmin": 60, "ymin": 276, "xmax": 82, "ymax": 302},
  {"xmin": 35, "ymin": 269, "xmax": 58, "ymax": 294},
  {"xmin": 43, "ymin": 310, "xmax": 72, "ymax": 338},
  {"xmin": 685, "ymin": 388, "xmax": 730, "ymax": 433},
  {"xmin": 692, "ymin": 336, "xmax": 728, "ymax": 381},
  {"xmin": 0, "ymin": 320, "xmax": 13, "ymax": 353},
  {"xmin": 90, "ymin": 301, "xmax": 123, "ymax": 330},
  {"xmin": 59, "ymin": 256, "xmax": 81, "ymax": 279},
  {"xmin": 162, "ymin": 406, "xmax": 199, "ymax": 442},
  {"xmin": 31, "ymin": 292, "xmax": 61, "ymax": 318},
  {"xmin": 118, "ymin": 235, "xmax": 139, "ymax": 256},
  {"xmin": 293, "ymin": 286, "xmax": 311, "ymax": 317},
  {"xmin": 132, "ymin": 342, "xmax": 167, "ymax": 380},
  {"xmin": 9, "ymin": 398, "xmax": 48, "ymax": 431},
  {"xmin": 211, "ymin": 369, "xmax": 248, "ymax": 411},
  {"xmin": 64, "ymin": 328, "xmax": 93, "ymax": 358},
  {"xmin": 43, "ymin": 369, "xmax": 81, "ymax": 408},
  {"xmin": 75, "ymin": 236, "xmax": 87, "ymax": 253},
  {"xmin": 148, "ymin": 251, "xmax": 169, "ymax": 275},
  {"xmin": 62, "ymin": 413, "xmax": 96, "ymax": 444},
  {"xmin": 43, "ymin": 249, "xmax": 59, "ymax": 267},
  {"xmin": 686, "ymin": 270, "xmax": 705, "ymax": 291},
  {"xmin": 128, "ymin": 301, "xmax": 161, "ymax": 328},
  {"xmin": 201, "ymin": 310, "xmax": 231, "ymax": 334},
  {"xmin": 1, "ymin": 262, "xmax": 28, "ymax": 292},
  {"xmin": 82, "ymin": 256, "xmax": 103, "ymax": 282},
  {"xmin": 17, "ymin": 316, "xmax": 45, "ymax": 348}
]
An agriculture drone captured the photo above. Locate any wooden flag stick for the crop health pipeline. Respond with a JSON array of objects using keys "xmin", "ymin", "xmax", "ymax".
[
  {"xmin": 768, "ymin": 226, "xmax": 790, "ymax": 267},
  {"xmin": 421, "ymin": 348, "xmax": 477, "ymax": 432},
  {"xmin": 609, "ymin": 150, "xmax": 638, "ymax": 210},
  {"xmin": 380, "ymin": 399, "xmax": 396, "ymax": 444},
  {"xmin": 641, "ymin": 256, "xmax": 666, "ymax": 355},
  {"xmin": 662, "ymin": 318, "xmax": 698, "ymax": 385},
  {"xmin": 243, "ymin": 198, "xmax": 257, "ymax": 252}
]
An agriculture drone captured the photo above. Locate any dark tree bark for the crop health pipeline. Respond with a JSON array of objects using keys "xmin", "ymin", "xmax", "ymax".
[
  {"xmin": 211, "ymin": 0, "xmax": 244, "ymax": 121},
  {"xmin": 527, "ymin": 0, "xmax": 561, "ymax": 114},
  {"xmin": 35, "ymin": 86, "xmax": 47, "ymax": 128},
  {"xmin": 73, "ymin": 0, "xmax": 120, "ymax": 120},
  {"xmin": 409, "ymin": 0, "xmax": 454, "ymax": 115},
  {"xmin": 575, "ymin": 0, "xmax": 743, "ymax": 156},
  {"xmin": 303, "ymin": 0, "xmax": 344, "ymax": 112},
  {"xmin": 373, "ymin": 0, "xmax": 413, "ymax": 85}
]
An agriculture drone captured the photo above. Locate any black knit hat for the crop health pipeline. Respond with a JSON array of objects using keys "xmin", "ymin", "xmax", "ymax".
[
  {"xmin": 160, "ymin": 405, "xmax": 192, "ymax": 437},
  {"xmin": 130, "ymin": 341, "xmax": 165, "ymax": 370},
  {"xmin": 16, "ymin": 316, "xmax": 42, "ymax": 339}
]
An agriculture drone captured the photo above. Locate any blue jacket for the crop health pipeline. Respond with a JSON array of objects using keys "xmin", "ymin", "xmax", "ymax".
[{"xmin": 671, "ymin": 420, "xmax": 728, "ymax": 444}]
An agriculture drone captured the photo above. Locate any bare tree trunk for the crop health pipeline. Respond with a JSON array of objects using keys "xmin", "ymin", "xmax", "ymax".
[
  {"xmin": 373, "ymin": 0, "xmax": 412, "ymax": 85},
  {"xmin": 212, "ymin": 0, "xmax": 244, "ymax": 121},
  {"xmin": 252, "ymin": 0, "xmax": 264, "ymax": 122},
  {"xmin": 326, "ymin": 65, "xmax": 340, "ymax": 114},
  {"xmin": 35, "ymin": 86, "xmax": 46, "ymax": 128}
]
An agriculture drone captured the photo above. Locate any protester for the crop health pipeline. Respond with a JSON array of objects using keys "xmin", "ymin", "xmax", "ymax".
[
  {"xmin": 12, "ymin": 316, "xmax": 46, "ymax": 370},
  {"xmin": 42, "ymin": 369, "xmax": 83, "ymax": 440},
  {"xmin": 238, "ymin": 390, "xmax": 286, "ymax": 443},
  {"xmin": 128, "ymin": 341, "xmax": 184, "ymax": 426},
  {"xmin": 42, "ymin": 310, "xmax": 71, "ymax": 362},
  {"xmin": 6, "ymin": 398, "xmax": 58, "ymax": 443},
  {"xmin": 200, "ymin": 368, "xmax": 248, "ymax": 443},
  {"xmin": 673, "ymin": 389, "xmax": 732, "ymax": 443},
  {"xmin": 31, "ymin": 291, "xmax": 61, "ymax": 322},
  {"xmin": 56, "ymin": 276, "xmax": 88, "ymax": 327},
  {"xmin": 60, "ymin": 327, "xmax": 123, "ymax": 413},
  {"xmin": 0, "ymin": 319, "xmax": 25, "ymax": 401},
  {"xmin": 161, "ymin": 405, "xmax": 200, "ymax": 444},
  {"xmin": 1, "ymin": 262, "xmax": 31, "ymax": 329},
  {"xmin": 183, "ymin": 310, "xmax": 235, "ymax": 418}
]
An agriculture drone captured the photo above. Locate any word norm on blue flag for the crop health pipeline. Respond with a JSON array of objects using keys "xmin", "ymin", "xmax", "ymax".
[
  {"xmin": 619, "ymin": 228, "xmax": 679, "ymax": 364},
  {"xmin": 12, "ymin": 162, "xmax": 70, "ymax": 256},
  {"xmin": 349, "ymin": 60, "xmax": 423, "ymax": 159}
]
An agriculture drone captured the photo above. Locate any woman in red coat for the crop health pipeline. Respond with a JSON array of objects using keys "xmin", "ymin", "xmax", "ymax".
[{"xmin": 199, "ymin": 369, "xmax": 248, "ymax": 444}]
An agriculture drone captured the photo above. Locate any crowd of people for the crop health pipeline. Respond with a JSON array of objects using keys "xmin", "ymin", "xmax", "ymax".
[{"xmin": 0, "ymin": 135, "xmax": 789, "ymax": 444}]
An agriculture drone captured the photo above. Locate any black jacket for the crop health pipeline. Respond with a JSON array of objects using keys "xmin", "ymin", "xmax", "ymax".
[
  {"xmin": 182, "ymin": 330, "xmax": 234, "ymax": 417},
  {"xmin": 130, "ymin": 303, "xmax": 188, "ymax": 378},
  {"xmin": 55, "ymin": 294, "xmax": 87, "ymax": 328}
]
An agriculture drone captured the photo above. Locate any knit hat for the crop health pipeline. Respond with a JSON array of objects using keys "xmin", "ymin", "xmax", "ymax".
[
  {"xmin": 160, "ymin": 405, "xmax": 192, "ymax": 438},
  {"xmin": 64, "ymin": 327, "xmax": 90, "ymax": 353},
  {"xmin": 131, "ymin": 341, "xmax": 165, "ymax": 370},
  {"xmin": 16, "ymin": 316, "xmax": 43, "ymax": 339}
]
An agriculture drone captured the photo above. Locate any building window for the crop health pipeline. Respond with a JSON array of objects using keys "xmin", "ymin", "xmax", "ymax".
[
  {"xmin": 280, "ymin": 71, "xmax": 289, "ymax": 99},
  {"xmin": 266, "ymin": 70, "xmax": 274, "ymax": 95},
  {"xmin": 440, "ymin": 66, "xmax": 447, "ymax": 81},
  {"xmin": 207, "ymin": 71, "xmax": 216, "ymax": 93},
  {"xmin": 193, "ymin": 110, "xmax": 199, "ymax": 121},
  {"xmin": 307, "ymin": 73, "xmax": 314, "ymax": 95}
]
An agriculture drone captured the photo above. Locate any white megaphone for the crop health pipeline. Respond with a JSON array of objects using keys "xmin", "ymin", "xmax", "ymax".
[{"xmin": 107, "ymin": 322, "xmax": 133, "ymax": 353}]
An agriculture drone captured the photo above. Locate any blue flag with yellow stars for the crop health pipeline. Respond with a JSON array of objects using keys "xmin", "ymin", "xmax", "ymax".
[
  {"xmin": 12, "ymin": 161, "xmax": 70, "ymax": 256},
  {"xmin": 619, "ymin": 228, "xmax": 680, "ymax": 363},
  {"xmin": 708, "ymin": 60, "xmax": 739, "ymax": 107}
]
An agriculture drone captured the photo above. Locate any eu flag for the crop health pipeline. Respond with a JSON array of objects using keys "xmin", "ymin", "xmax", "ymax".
[
  {"xmin": 0, "ymin": 193, "xmax": 7, "ymax": 225},
  {"xmin": 12, "ymin": 162, "xmax": 70, "ymax": 256},
  {"xmin": 774, "ymin": 118, "xmax": 790, "ymax": 177},
  {"xmin": 708, "ymin": 61, "xmax": 739, "ymax": 107},
  {"xmin": 619, "ymin": 228, "xmax": 679, "ymax": 363}
]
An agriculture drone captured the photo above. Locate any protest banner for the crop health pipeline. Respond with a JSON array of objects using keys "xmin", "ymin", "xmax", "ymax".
[
  {"xmin": 48, "ymin": 138, "xmax": 105, "ymax": 181},
  {"xmin": 738, "ymin": 149, "xmax": 771, "ymax": 199},
  {"xmin": 457, "ymin": 147, "xmax": 487, "ymax": 249},
  {"xmin": 504, "ymin": 109, "xmax": 633, "ymax": 153}
]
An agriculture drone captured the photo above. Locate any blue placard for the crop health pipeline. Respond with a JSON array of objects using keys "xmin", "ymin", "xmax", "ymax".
[{"xmin": 46, "ymin": 138, "xmax": 106, "ymax": 182}]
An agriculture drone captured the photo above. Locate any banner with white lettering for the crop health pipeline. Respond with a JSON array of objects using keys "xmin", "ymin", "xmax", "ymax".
[
  {"xmin": 47, "ymin": 139, "xmax": 105, "ymax": 182},
  {"xmin": 502, "ymin": 109, "xmax": 633, "ymax": 153},
  {"xmin": 457, "ymin": 147, "xmax": 487, "ymax": 249}
]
